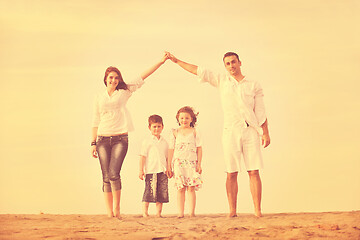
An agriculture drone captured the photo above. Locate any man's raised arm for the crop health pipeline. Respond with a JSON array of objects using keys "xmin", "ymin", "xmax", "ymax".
[{"xmin": 165, "ymin": 51, "xmax": 198, "ymax": 75}]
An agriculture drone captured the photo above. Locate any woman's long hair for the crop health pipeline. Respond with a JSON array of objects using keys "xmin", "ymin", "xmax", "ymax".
[{"xmin": 103, "ymin": 66, "xmax": 128, "ymax": 90}]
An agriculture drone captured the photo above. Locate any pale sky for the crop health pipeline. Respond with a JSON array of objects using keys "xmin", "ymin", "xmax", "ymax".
[{"xmin": 0, "ymin": 0, "xmax": 359, "ymax": 215}]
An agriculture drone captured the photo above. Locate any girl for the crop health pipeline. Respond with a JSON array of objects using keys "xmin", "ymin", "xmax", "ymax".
[
  {"xmin": 167, "ymin": 106, "xmax": 203, "ymax": 218},
  {"xmin": 91, "ymin": 53, "xmax": 168, "ymax": 218}
]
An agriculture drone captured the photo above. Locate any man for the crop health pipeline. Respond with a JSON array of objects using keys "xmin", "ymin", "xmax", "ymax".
[{"xmin": 165, "ymin": 51, "xmax": 270, "ymax": 217}]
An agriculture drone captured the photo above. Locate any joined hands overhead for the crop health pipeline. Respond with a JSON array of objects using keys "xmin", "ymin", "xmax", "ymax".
[{"xmin": 165, "ymin": 51, "xmax": 178, "ymax": 63}]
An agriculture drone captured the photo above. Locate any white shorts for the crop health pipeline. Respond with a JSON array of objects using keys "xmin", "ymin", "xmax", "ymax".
[{"xmin": 222, "ymin": 126, "xmax": 263, "ymax": 173}]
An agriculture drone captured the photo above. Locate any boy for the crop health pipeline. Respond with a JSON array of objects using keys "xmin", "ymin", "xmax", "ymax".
[{"xmin": 139, "ymin": 115, "xmax": 169, "ymax": 217}]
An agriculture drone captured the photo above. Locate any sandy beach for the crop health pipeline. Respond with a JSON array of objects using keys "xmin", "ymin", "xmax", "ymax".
[{"xmin": 1, "ymin": 211, "xmax": 359, "ymax": 240}]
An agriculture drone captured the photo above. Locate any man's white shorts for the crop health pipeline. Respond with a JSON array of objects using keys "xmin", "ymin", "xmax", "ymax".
[{"xmin": 222, "ymin": 126, "xmax": 263, "ymax": 173}]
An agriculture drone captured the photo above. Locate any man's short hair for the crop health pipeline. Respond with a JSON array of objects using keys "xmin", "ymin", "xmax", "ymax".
[
  {"xmin": 223, "ymin": 52, "xmax": 240, "ymax": 62},
  {"xmin": 148, "ymin": 115, "xmax": 163, "ymax": 126}
]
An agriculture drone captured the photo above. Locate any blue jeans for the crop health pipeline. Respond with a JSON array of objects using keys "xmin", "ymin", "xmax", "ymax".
[{"xmin": 96, "ymin": 135, "xmax": 128, "ymax": 192}]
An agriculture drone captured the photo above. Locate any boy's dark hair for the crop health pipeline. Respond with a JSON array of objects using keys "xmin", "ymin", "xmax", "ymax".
[
  {"xmin": 176, "ymin": 106, "xmax": 199, "ymax": 128},
  {"xmin": 223, "ymin": 52, "xmax": 240, "ymax": 62},
  {"xmin": 148, "ymin": 115, "xmax": 164, "ymax": 126}
]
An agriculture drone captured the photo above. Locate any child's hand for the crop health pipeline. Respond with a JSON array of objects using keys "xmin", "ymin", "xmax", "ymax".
[
  {"xmin": 166, "ymin": 167, "xmax": 173, "ymax": 178},
  {"xmin": 196, "ymin": 163, "xmax": 202, "ymax": 174},
  {"xmin": 139, "ymin": 170, "xmax": 145, "ymax": 180}
]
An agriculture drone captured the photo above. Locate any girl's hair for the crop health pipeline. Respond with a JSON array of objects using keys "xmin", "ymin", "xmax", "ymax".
[
  {"xmin": 104, "ymin": 66, "xmax": 128, "ymax": 90},
  {"xmin": 176, "ymin": 106, "xmax": 199, "ymax": 128}
]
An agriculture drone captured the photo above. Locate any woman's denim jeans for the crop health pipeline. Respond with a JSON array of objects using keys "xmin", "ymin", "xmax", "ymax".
[{"xmin": 96, "ymin": 135, "xmax": 128, "ymax": 192}]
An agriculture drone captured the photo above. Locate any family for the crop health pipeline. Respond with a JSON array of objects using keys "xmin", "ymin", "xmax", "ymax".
[{"xmin": 91, "ymin": 52, "xmax": 271, "ymax": 219}]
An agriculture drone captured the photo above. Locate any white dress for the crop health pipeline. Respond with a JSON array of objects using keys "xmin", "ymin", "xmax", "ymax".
[{"xmin": 169, "ymin": 129, "xmax": 203, "ymax": 190}]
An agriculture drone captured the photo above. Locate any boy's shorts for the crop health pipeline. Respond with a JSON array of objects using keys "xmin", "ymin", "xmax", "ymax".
[
  {"xmin": 142, "ymin": 172, "xmax": 169, "ymax": 203},
  {"xmin": 223, "ymin": 126, "xmax": 263, "ymax": 173}
]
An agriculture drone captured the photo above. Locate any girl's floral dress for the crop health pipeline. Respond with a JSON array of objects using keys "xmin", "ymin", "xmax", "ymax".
[{"xmin": 169, "ymin": 129, "xmax": 203, "ymax": 191}]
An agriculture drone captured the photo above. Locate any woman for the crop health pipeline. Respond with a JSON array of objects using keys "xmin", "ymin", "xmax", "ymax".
[{"xmin": 91, "ymin": 54, "xmax": 168, "ymax": 218}]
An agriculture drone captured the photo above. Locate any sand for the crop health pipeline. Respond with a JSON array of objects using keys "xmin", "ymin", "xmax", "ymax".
[{"xmin": 1, "ymin": 211, "xmax": 359, "ymax": 239}]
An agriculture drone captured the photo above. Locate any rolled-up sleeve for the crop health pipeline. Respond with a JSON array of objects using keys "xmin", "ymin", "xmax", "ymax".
[
  {"xmin": 92, "ymin": 95, "xmax": 100, "ymax": 127},
  {"xmin": 197, "ymin": 66, "xmax": 220, "ymax": 88},
  {"xmin": 140, "ymin": 140, "xmax": 149, "ymax": 157},
  {"xmin": 254, "ymin": 82, "xmax": 266, "ymax": 126},
  {"xmin": 125, "ymin": 76, "xmax": 145, "ymax": 93}
]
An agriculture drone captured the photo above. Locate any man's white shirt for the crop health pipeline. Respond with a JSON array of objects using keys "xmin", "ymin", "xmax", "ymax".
[{"xmin": 197, "ymin": 66, "xmax": 266, "ymax": 135}]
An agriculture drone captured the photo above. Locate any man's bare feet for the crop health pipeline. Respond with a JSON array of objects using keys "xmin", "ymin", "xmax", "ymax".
[
  {"xmin": 177, "ymin": 215, "xmax": 184, "ymax": 218},
  {"xmin": 143, "ymin": 213, "xmax": 149, "ymax": 218},
  {"xmin": 189, "ymin": 214, "xmax": 196, "ymax": 218}
]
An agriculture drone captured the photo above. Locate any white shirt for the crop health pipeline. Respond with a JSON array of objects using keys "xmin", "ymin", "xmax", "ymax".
[
  {"xmin": 197, "ymin": 67, "xmax": 266, "ymax": 135},
  {"xmin": 140, "ymin": 134, "xmax": 169, "ymax": 174},
  {"xmin": 92, "ymin": 77, "xmax": 144, "ymax": 136}
]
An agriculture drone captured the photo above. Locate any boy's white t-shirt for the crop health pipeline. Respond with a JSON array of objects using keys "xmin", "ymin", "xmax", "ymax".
[{"xmin": 140, "ymin": 134, "xmax": 169, "ymax": 174}]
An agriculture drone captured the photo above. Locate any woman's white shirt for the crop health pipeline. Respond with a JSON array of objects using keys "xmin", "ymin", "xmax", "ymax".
[{"xmin": 92, "ymin": 77, "xmax": 144, "ymax": 136}]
